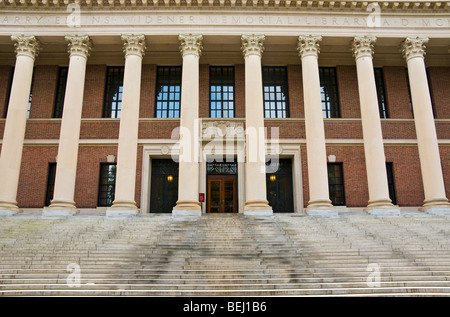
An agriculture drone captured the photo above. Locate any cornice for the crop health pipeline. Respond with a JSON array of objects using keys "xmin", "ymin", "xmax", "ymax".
[{"xmin": 0, "ymin": 0, "xmax": 448, "ymax": 11}]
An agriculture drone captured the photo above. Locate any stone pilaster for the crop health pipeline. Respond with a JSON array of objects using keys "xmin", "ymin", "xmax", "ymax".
[
  {"xmin": 172, "ymin": 34, "xmax": 203, "ymax": 217},
  {"xmin": 352, "ymin": 36, "xmax": 400, "ymax": 216},
  {"xmin": 402, "ymin": 37, "xmax": 450, "ymax": 215},
  {"xmin": 0, "ymin": 34, "xmax": 39, "ymax": 216},
  {"xmin": 297, "ymin": 35, "xmax": 336, "ymax": 217},
  {"xmin": 106, "ymin": 34, "xmax": 146, "ymax": 217},
  {"xmin": 241, "ymin": 34, "xmax": 273, "ymax": 217}
]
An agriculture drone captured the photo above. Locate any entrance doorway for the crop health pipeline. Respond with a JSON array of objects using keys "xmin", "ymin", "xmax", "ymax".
[
  {"xmin": 206, "ymin": 161, "xmax": 238, "ymax": 213},
  {"xmin": 207, "ymin": 175, "xmax": 236, "ymax": 213}
]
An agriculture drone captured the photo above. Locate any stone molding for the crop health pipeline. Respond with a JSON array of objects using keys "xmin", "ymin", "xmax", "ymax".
[
  {"xmin": 352, "ymin": 35, "xmax": 377, "ymax": 60},
  {"xmin": 402, "ymin": 36, "xmax": 428, "ymax": 61},
  {"xmin": 178, "ymin": 33, "xmax": 203, "ymax": 57},
  {"xmin": 297, "ymin": 35, "xmax": 322, "ymax": 59},
  {"xmin": 121, "ymin": 34, "xmax": 146, "ymax": 58},
  {"xmin": 65, "ymin": 35, "xmax": 92, "ymax": 59},
  {"xmin": 0, "ymin": 0, "xmax": 446, "ymax": 10},
  {"xmin": 241, "ymin": 34, "xmax": 265, "ymax": 58},
  {"xmin": 202, "ymin": 120, "xmax": 245, "ymax": 140},
  {"xmin": 11, "ymin": 34, "xmax": 39, "ymax": 60}
]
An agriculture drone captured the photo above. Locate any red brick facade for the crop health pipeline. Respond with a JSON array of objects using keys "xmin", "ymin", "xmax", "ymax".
[{"xmin": 1, "ymin": 63, "xmax": 449, "ymax": 209}]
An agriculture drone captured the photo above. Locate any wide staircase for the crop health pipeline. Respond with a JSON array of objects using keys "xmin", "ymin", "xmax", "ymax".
[{"xmin": 0, "ymin": 212, "xmax": 449, "ymax": 296}]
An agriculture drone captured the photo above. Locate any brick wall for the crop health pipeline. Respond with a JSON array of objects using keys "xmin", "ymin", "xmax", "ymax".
[
  {"xmin": 383, "ymin": 66, "xmax": 413, "ymax": 119},
  {"xmin": 29, "ymin": 65, "xmax": 59, "ymax": 119},
  {"xmin": 336, "ymin": 66, "xmax": 361, "ymax": 118},
  {"xmin": 82, "ymin": 65, "xmax": 107, "ymax": 118},
  {"xmin": 428, "ymin": 67, "xmax": 450, "ymax": 119},
  {"xmin": 140, "ymin": 64, "xmax": 157, "ymax": 118}
]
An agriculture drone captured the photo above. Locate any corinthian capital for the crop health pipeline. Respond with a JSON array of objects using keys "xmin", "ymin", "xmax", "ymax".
[
  {"xmin": 297, "ymin": 35, "xmax": 322, "ymax": 59},
  {"xmin": 65, "ymin": 35, "xmax": 92, "ymax": 59},
  {"xmin": 402, "ymin": 37, "xmax": 428, "ymax": 61},
  {"xmin": 121, "ymin": 34, "xmax": 146, "ymax": 58},
  {"xmin": 352, "ymin": 36, "xmax": 376, "ymax": 60},
  {"xmin": 11, "ymin": 34, "xmax": 39, "ymax": 60},
  {"xmin": 179, "ymin": 34, "xmax": 203, "ymax": 57},
  {"xmin": 241, "ymin": 34, "xmax": 265, "ymax": 58}
]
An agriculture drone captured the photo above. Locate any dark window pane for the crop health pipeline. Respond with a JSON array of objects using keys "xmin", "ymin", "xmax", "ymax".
[
  {"xmin": 328, "ymin": 163, "xmax": 345, "ymax": 206},
  {"xmin": 319, "ymin": 67, "xmax": 340, "ymax": 118},
  {"xmin": 155, "ymin": 66, "xmax": 182, "ymax": 118},
  {"xmin": 103, "ymin": 66, "xmax": 124, "ymax": 118},
  {"xmin": 53, "ymin": 67, "xmax": 69, "ymax": 118},
  {"xmin": 263, "ymin": 66, "xmax": 289, "ymax": 118},
  {"xmin": 386, "ymin": 162, "xmax": 397, "ymax": 205},
  {"xmin": 98, "ymin": 164, "xmax": 117, "ymax": 206},
  {"xmin": 374, "ymin": 68, "xmax": 389, "ymax": 118},
  {"xmin": 45, "ymin": 163, "xmax": 57, "ymax": 206}
]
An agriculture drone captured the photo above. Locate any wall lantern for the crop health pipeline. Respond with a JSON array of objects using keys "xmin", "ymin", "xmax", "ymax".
[
  {"xmin": 269, "ymin": 175, "xmax": 276, "ymax": 182},
  {"xmin": 167, "ymin": 175, "xmax": 173, "ymax": 182}
]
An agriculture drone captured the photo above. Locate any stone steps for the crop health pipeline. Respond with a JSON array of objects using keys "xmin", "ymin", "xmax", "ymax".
[{"xmin": 0, "ymin": 213, "xmax": 449, "ymax": 296}]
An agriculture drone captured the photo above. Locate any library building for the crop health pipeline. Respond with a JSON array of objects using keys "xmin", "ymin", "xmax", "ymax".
[{"xmin": 0, "ymin": 0, "xmax": 449, "ymax": 217}]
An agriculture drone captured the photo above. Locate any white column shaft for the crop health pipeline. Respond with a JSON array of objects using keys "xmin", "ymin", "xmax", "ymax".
[
  {"xmin": 174, "ymin": 53, "xmax": 201, "ymax": 212},
  {"xmin": 301, "ymin": 54, "xmax": 332, "ymax": 207},
  {"xmin": 108, "ymin": 54, "xmax": 142, "ymax": 214},
  {"xmin": 244, "ymin": 53, "xmax": 269, "ymax": 209},
  {"xmin": 49, "ymin": 55, "xmax": 87, "ymax": 210},
  {"xmin": 407, "ymin": 57, "xmax": 448, "ymax": 207},
  {"xmin": 0, "ymin": 55, "xmax": 34, "ymax": 212},
  {"xmin": 355, "ymin": 56, "xmax": 392, "ymax": 207}
]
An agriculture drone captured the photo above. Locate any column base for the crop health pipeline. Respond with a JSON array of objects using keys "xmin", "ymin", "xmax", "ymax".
[
  {"xmin": 306, "ymin": 208, "xmax": 339, "ymax": 217},
  {"xmin": 365, "ymin": 207, "xmax": 401, "ymax": 217},
  {"xmin": 172, "ymin": 210, "xmax": 202, "ymax": 217},
  {"xmin": 420, "ymin": 199, "xmax": 450, "ymax": 216},
  {"xmin": 0, "ymin": 202, "xmax": 21, "ymax": 216},
  {"xmin": 365, "ymin": 199, "xmax": 400, "ymax": 216},
  {"xmin": 244, "ymin": 200, "xmax": 273, "ymax": 217},
  {"xmin": 243, "ymin": 210, "xmax": 273, "ymax": 217},
  {"xmin": 43, "ymin": 200, "xmax": 78, "ymax": 217},
  {"xmin": 306, "ymin": 200, "xmax": 337, "ymax": 217},
  {"xmin": 106, "ymin": 201, "xmax": 139, "ymax": 217},
  {"xmin": 172, "ymin": 200, "xmax": 201, "ymax": 217}
]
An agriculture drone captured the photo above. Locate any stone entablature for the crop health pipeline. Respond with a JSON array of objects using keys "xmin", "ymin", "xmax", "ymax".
[{"xmin": 0, "ymin": 0, "xmax": 448, "ymax": 10}]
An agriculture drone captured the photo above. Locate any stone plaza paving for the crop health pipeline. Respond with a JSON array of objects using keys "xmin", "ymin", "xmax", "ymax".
[{"xmin": 0, "ymin": 211, "xmax": 449, "ymax": 296}]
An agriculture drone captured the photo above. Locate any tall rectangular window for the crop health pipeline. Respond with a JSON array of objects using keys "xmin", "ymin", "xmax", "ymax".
[
  {"xmin": 53, "ymin": 66, "xmax": 69, "ymax": 118},
  {"xmin": 328, "ymin": 163, "xmax": 345, "ymax": 206},
  {"xmin": 45, "ymin": 163, "xmax": 57, "ymax": 207},
  {"xmin": 210, "ymin": 66, "xmax": 235, "ymax": 118},
  {"xmin": 5, "ymin": 67, "xmax": 33, "ymax": 118},
  {"xmin": 155, "ymin": 66, "xmax": 182, "ymax": 118},
  {"xmin": 103, "ymin": 66, "xmax": 124, "ymax": 118},
  {"xmin": 319, "ymin": 67, "xmax": 340, "ymax": 118},
  {"xmin": 386, "ymin": 162, "xmax": 397, "ymax": 205},
  {"xmin": 3, "ymin": 67, "xmax": 14, "ymax": 118},
  {"xmin": 374, "ymin": 68, "xmax": 389, "ymax": 118},
  {"xmin": 98, "ymin": 163, "xmax": 117, "ymax": 207},
  {"xmin": 262, "ymin": 66, "xmax": 289, "ymax": 118}
]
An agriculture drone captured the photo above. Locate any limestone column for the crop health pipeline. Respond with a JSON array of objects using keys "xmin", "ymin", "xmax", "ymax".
[
  {"xmin": 172, "ymin": 34, "xmax": 202, "ymax": 217},
  {"xmin": 402, "ymin": 37, "xmax": 450, "ymax": 215},
  {"xmin": 106, "ymin": 34, "xmax": 146, "ymax": 217},
  {"xmin": 352, "ymin": 36, "xmax": 400, "ymax": 216},
  {"xmin": 297, "ymin": 35, "xmax": 336, "ymax": 216},
  {"xmin": 43, "ymin": 35, "xmax": 92, "ymax": 217},
  {"xmin": 241, "ymin": 34, "xmax": 272, "ymax": 216},
  {"xmin": 0, "ymin": 35, "xmax": 39, "ymax": 216}
]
